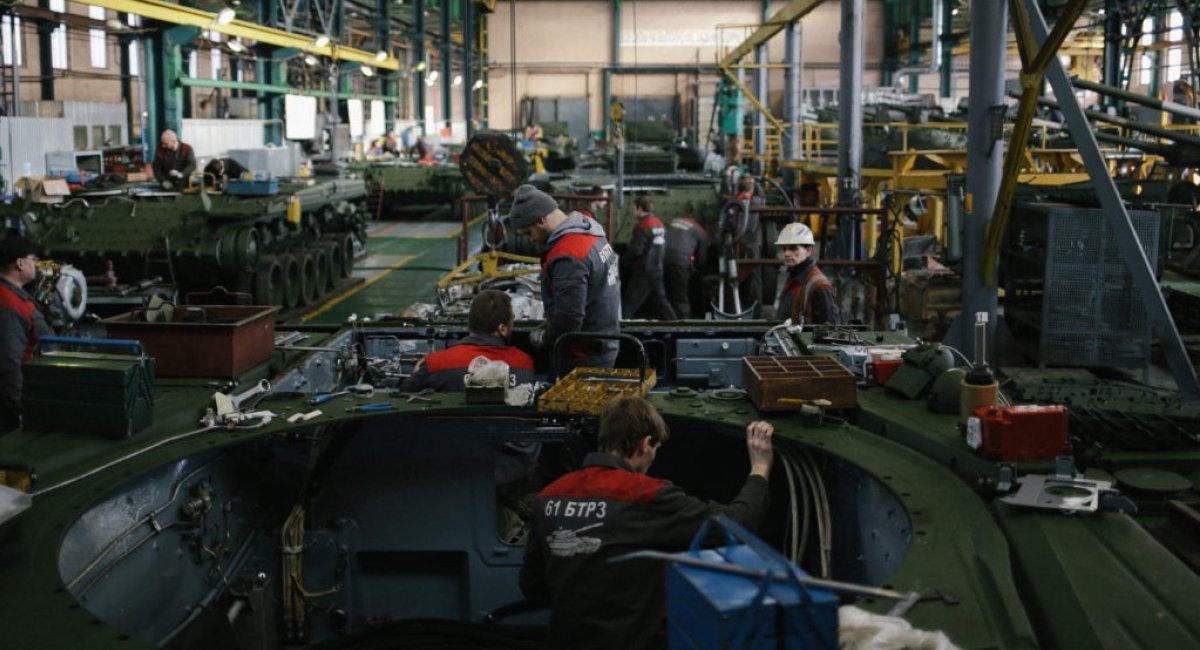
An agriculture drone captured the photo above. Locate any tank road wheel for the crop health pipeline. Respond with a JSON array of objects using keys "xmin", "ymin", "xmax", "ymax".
[
  {"xmin": 312, "ymin": 246, "xmax": 331, "ymax": 291},
  {"xmin": 253, "ymin": 255, "xmax": 284, "ymax": 306},
  {"xmin": 326, "ymin": 241, "xmax": 344, "ymax": 283},
  {"xmin": 299, "ymin": 252, "xmax": 319, "ymax": 306},
  {"xmin": 281, "ymin": 254, "xmax": 302, "ymax": 310},
  {"xmin": 338, "ymin": 234, "xmax": 355, "ymax": 278}
]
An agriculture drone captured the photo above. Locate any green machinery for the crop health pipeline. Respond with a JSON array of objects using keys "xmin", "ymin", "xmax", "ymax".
[
  {"xmin": 4, "ymin": 177, "xmax": 368, "ymax": 311},
  {"xmin": 350, "ymin": 160, "xmax": 468, "ymax": 220}
]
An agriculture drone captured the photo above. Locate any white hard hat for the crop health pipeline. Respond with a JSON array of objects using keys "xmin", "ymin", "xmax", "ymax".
[{"xmin": 775, "ymin": 222, "xmax": 815, "ymax": 247}]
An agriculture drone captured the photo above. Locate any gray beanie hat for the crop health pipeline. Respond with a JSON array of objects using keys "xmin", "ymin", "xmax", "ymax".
[{"xmin": 508, "ymin": 184, "xmax": 558, "ymax": 228}]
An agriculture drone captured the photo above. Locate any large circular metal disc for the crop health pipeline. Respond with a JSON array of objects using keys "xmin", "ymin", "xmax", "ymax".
[{"xmin": 460, "ymin": 132, "xmax": 528, "ymax": 197}]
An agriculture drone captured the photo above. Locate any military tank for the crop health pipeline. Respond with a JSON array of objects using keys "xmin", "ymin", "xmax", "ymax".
[
  {"xmin": 4, "ymin": 176, "xmax": 368, "ymax": 312},
  {"xmin": 350, "ymin": 160, "xmax": 467, "ymax": 220}
]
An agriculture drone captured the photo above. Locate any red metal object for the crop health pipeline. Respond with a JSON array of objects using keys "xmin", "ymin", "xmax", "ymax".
[
  {"xmin": 103, "ymin": 305, "xmax": 279, "ymax": 378},
  {"xmin": 865, "ymin": 358, "xmax": 903, "ymax": 385},
  {"xmin": 970, "ymin": 405, "xmax": 1070, "ymax": 461}
]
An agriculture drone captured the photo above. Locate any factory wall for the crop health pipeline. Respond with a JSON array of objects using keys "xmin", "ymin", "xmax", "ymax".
[{"xmin": 485, "ymin": 0, "xmax": 890, "ymax": 137}]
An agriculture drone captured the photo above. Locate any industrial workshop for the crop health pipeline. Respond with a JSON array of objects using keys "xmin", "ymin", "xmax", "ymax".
[{"xmin": 0, "ymin": 0, "xmax": 1198, "ymax": 648}]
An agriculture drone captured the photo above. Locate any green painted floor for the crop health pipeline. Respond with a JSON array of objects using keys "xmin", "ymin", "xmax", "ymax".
[{"xmin": 296, "ymin": 216, "xmax": 483, "ymax": 325}]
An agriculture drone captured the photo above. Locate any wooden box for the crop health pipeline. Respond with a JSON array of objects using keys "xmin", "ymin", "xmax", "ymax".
[
  {"xmin": 742, "ymin": 356, "xmax": 857, "ymax": 411},
  {"xmin": 103, "ymin": 305, "xmax": 278, "ymax": 378}
]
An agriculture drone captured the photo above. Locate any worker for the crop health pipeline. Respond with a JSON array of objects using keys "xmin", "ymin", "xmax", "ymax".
[
  {"xmin": 519, "ymin": 396, "xmax": 774, "ymax": 649},
  {"xmin": 731, "ymin": 176, "xmax": 764, "ymax": 316},
  {"xmin": 775, "ymin": 222, "xmax": 840, "ymax": 325},
  {"xmin": 663, "ymin": 216, "xmax": 708, "ymax": 319},
  {"xmin": 0, "ymin": 236, "xmax": 52, "ymax": 433},
  {"xmin": 202, "ymin": 157, "xmax": 248, "ymax": 186},
  {"xmin": 152, "ymin": 129, "xmax": 197, "ymax": 190},
  {"xmin": 577, "ymin": 185, "xmax": 607, "ymax": 222},
  {"xmin": 622, "ymin": 196, "xmax": 676, "ymax": 320},
  {"xmin": 399, "ymin": 289, "xmax": 535, "ymax": 391},
  {"xmin": 508, "ymin": 184, "xmax": 620, "ymax": 373}
]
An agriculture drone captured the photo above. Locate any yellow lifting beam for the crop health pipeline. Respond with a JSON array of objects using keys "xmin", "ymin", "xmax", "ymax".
[
  {"xmin": 85, "ymin": 0, "xmax": 401, "ymax": 70},
  {"xmin": 718, "ymin": 0, "xmax": 826, "ymax": 68},
  {"xmin": 437, "ymin": 250, "xmax": 541, "ymax": 289}
]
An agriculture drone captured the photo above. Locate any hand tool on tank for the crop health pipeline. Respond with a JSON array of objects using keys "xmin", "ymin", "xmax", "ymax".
[
  {"xmin": 346, "ymin": 402, "xmax": 396, "ymax": 413},
  {"xmin": 390, "ymin": 388, "xmax": 441, "ymax": 404},
  {"xmin": 309, "ymin": 383, "xmax": 375, "ymax": 405}
]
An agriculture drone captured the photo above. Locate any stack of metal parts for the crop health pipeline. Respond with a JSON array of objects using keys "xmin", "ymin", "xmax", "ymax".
[
  {"xmin": 1004, "ymin": 203, "xmax": 1160, "ymax": 369},
  {"xmin": 538, "ymin": 367, "xmax": 657, "ymax": 416}
]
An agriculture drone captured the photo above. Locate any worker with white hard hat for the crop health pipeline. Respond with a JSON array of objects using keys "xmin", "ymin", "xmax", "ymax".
[{"xmin": 775, "ymin": 222, "xmax": 840, "ymax": 325}]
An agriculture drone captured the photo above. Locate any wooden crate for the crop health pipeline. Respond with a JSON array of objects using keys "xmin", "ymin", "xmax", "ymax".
[
  {"xmin": 538, "ymin": 367, "xmax": 657, "ymax": 416},
  {"xmin": 742, "ymin": 356, "xmax": 857, "ymax": 411},
  {"xmin": 103, "ymin": 305, "xmax": 278, "ymax": 378}
]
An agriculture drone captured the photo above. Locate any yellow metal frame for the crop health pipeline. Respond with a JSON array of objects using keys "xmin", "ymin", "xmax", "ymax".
[
  {"xmin": 85, "ymin": 0, "xmax": 401, "ymax": 70},
  {"xmin": 437, "ymin": 250, "xmax": 541, "ymax": 289}
]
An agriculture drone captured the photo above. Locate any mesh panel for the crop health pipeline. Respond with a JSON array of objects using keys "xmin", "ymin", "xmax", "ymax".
[{"xmin": 1040, "ymin": 206, "xmax": 1159, "ymax": 368}]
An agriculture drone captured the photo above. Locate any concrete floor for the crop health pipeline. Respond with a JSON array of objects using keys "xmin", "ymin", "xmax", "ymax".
[{"xmin": 296, "ymin": 216, "xmax": 484, "ymax": 325}]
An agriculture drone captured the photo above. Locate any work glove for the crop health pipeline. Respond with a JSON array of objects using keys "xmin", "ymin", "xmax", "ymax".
[
  {"xmin": 529, "ymin": 326, "xmax": 547, "ymax": 349},
  {"xmin": 161, "ymin": 180, "xmax": 175, "ymax": 191},
  {"xmin": 169, "ymin": 169, "xmax": 183, "ymax": 179}
]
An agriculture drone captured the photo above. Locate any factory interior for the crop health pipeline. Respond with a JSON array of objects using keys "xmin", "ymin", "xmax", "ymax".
[{"xmin": 1, "ymin": 1, "xmax": 1199, "ymax": 649}]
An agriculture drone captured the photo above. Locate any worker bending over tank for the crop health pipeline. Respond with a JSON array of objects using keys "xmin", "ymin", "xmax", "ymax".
[
  {"xmin": 508, "ymin": 184, "xmax": 621, "ymax": 373},
  {"xmin": 775, "ymin": 222, "xmax": 840, "ymax": 325},
  {"xmin": 520, "ymin": 396, "xmax": 774, "ymax": 649}
]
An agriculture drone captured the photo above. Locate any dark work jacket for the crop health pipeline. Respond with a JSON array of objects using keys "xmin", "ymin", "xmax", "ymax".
[
  {"xmin": 519, "ymin": 452, "xmax": 770, "ymax": 650},
  {"xmin": 541, "ymin": 212, "xmax": 621, "ymax": 370},
  {"xmin": 664, "ymin": 217, "xmax": 708, "ymax": 269},
  {"xmin": 0, "ymin": 278, "xmax": 50, "ymax": 430},
  {"xmin": 627, "ymin": 214, "xmax": 667, "ymax": 274},
  {"xmin": 152, "ymin": 142, "xmax": 197, "ymax": 184},
  {"xmin": 399, "ymin": 334, "xmax": 534, "ymax": 392},
  {"xmin": 778, "ymin": 257, "xmax": 840, "ymax": 325}
]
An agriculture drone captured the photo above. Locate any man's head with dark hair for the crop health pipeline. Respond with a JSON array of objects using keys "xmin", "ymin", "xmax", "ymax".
[
  {"xmin": 598, "ymin": 396, "xmax": 670, "ymax": 466},
  {"xmin": 737, "ymin": 177, "xmax": 756, "ymax": 195},
  {"xmin": 634, "ymin": 195, "xmax": 654, "ymax": 214},
  {"xmin": 468, "ymin": 289, "xmax": 515, "ymax": 340}
]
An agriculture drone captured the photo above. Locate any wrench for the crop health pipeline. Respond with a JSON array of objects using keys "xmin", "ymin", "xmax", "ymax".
[{"xmin": 231, "ymin": 379, "xmax": 272, "ymax": 410}]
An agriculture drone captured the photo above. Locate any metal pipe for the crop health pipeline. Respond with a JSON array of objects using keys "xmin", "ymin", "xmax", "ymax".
[
  {"xmin": 894, "ymin": 0, "xmax": 942, "ymax": 87},
  {"xmin": 948, "ymin": 0, "xmax": 1006, "ymax": 363},
  {"xmin": 1071, "ymin": 76, "xmax": 1200, "ymax": 121},
  {"xmin": 836, "ymin": 0, "xmax": 864, "ymax": 262},
  {"xmin": 1030, "ymin": 94, "xmax": 1200, "ymax": 147},
  {"xmin": 783, "ymin": 20, "xmax": 801, "ymax": 189}
]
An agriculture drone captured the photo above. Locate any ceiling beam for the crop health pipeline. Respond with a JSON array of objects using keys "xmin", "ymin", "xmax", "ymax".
[
  {"xmin": 718, "ymin": 0, "xmax": 825, "ymax": 67},
  {"xmin": 84, "ymin": 0, "xmax": 401, "ymax": 70}
]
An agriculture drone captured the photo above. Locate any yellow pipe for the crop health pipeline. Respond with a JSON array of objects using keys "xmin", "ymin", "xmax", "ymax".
[{"xmin": 86, "ymin": 0, "xmax": 401, "ymax": 70}]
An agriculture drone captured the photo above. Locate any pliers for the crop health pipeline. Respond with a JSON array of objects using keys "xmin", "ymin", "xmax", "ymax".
[{"xmin": 391, "ymin": 388, "xmax": 440, "ymax": 404}]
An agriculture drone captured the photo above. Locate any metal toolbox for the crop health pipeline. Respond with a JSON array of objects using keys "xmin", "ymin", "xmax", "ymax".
[
  {"xmin": 667, "ymin": 516, "xmax": 838, "ymax": 650},
  {"xmin": 674, "ymin": 338, "xmax": 757, "ymax": 388},
  {"xmin": 742, "ymin": 356, "xmax": 857, "ymax": 411},
  {"xmin": 22, "ymin": 338, "xmax": 155, "ymax": 438},
  {"xmin": 103, "ymin": 305, "xmax": 279, "ymax": 378}
]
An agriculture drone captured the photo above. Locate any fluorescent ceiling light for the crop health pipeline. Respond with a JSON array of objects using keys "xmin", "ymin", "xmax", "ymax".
[
  {"xmin": 427, "ymin": 69, "xmax": 439, "ymax": 83},
  {"xmin": 375, "ymin": 50, "xmax": 388, "ymax": 62},
  {"xmin": 472, "ymin": 79, "xmax": 484, "ymax": 90},
  {"xmin": 413, "ymin": 61, "xmax": 427, "ymax": 73},
  {"xmin": 452, "ymin": 75, "xmax": 462, "ymax": 86},
  {"xmin": 304, "ymin": 54, "xmax": 319, "ymax": 66},
  {"xmin": 216, "ymin": 7, "xmax": 236, "ymax": 24},
  {"xmin": 361, "ymin": 65, "xmax": 375, "ymax": 77},
  {"xmin": 227, "ymin": 38, "xmax": 246, "ymax": 53},
  {"xmin": 314, "ymin": 35, "xmax": 331, "ymax": 48}
]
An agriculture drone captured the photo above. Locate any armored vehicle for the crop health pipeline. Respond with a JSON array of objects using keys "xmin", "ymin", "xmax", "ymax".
[{"xmin": 4, "ymin": 177, "xmax": 368, "ymax": 311}]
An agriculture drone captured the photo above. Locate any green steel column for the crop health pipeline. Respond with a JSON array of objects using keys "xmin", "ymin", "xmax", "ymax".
[
  {"xmin": 908, "ymin": 0, "xmax": 920, "ymax": 93},
  {"xmin": 118, "ymin": 15, "xmax": 135, "ymax": 144},
  {"xmin": 414, "ymin": 0, "xmax": 426, "ymax": 129},
  {"xmin": 1102, "ymin": 0, "xmax": 1121, "ymax": 107},
  {"xmin": 441, "ymin": 0, "xmax": 453, "ymax": 129},
  {"xmin": 463, "ymin": 0, "xmax": 474, "ymax": 135},
  {"xmin": 604, "ymin": 0, "xmax": 621, "ymax": 141},
  {"xmin": 35, "ymin": 1, "xmax": 54, "ymax": 100},
  {"xmin": 146, "ymin": 25, "xmax": 198, "ymax": 158},
  {"xmin": 1146, "ymin": 16, "xmax": 1160, "ymax": 98},
  {"xmin": 939, "ymin": 0, "xmax": 952, "ymax": 98},
  {"xmin": 882, "ymin": 0, "xmax": 896, "ymax": 86}
]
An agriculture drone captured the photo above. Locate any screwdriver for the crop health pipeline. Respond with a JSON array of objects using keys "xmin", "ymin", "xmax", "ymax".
[{"xmin": 346, "ymin": 402, "xmax": 393, "ymax": 413}]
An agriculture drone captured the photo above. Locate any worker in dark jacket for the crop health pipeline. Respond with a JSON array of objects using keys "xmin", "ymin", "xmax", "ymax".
[
  {"xmin": 152, "ymin": 129, "xmax": 197, "ymax": 190},
  {"xmin": 520, "ymin": 396, "xmax": 774, "ymax": 650},
  {"xmin": 622, "ymin": 196, "xmax": 676, "ymax": 320},
  {"xmin": 508, "ymin": 184, "xmax": 621, "ymax": 373},
  {"xmin": 731, "ymin": 177, "xmax": 765, "ymax": 316},
  {"xmin": 775, "ymin": 222, "xmax": 840, "ymax": 325},
  {"xmin": 0, "ymin": 236, "xmax": 52, "ymax": 432},
  {"xmin": 663, "ymin": 216, "xmax": 708, "ymax": 319},
  {"xmin": 400, "ymin": 289, "xmax": 534, "ymax": 391}
]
